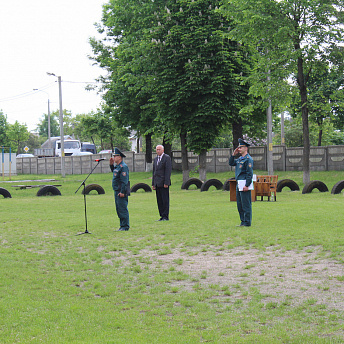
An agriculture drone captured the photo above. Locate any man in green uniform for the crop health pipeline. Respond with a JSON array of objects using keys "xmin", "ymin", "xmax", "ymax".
[
  {"xmin": 229, "ymin": 138, "xmax": 254, "ymax": 227},
  {"xmin": 110, "ymin": 147, "xmax": 130, "ymax": 231}
]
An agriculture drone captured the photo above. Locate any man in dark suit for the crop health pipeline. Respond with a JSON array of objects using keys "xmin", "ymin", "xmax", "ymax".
[{"xmin": 152, "ymin": 145, "xmax": 172, "ymax": 221}]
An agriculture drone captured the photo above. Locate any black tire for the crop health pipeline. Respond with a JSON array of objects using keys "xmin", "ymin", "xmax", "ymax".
[
  {"xmin": 302, "ymin": 180, "xmax": 328, "ymax": 194},
  {"xmin": 130, "ymin": 183, "xmax": 152, "ymax": 193},
  {"xmin": 331, "ymin": 180, "xmax": 344, "ymax": 194},
  {"xmin": 223, "ymin": 178, "xmax": 236, "ymax": 191},
  {"xmin": 181, "ymin": 178, "xmax": 203, "ymax": 190},
  {"xmin": 200, "ymin": 179, "xmax": 224, "ymax": 192},
  {"xmin": 36, "ymin": 185, "xmax": 61, "ymax": 196},
  {"xmin": 82, "ymin": 183, "xmax": 105, "ymax": 195},
  {"xmin": 277, "ymin": 179, "xmax": 300, "ymax": 192},
  {"xmin": 0, "ymin": 187, "xmax": 12, "ymax": 198}
]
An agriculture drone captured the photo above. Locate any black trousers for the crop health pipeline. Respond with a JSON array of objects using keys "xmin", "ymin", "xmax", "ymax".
[{"xmin": 155, "ymin": 186, "xmax": 169, "ymax": 220}]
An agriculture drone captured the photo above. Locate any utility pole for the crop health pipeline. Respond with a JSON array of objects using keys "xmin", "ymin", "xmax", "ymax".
[
  {"xmin": 266, "ymin": 72, "xmax": 273, "ymax": 176},
  {"xmin": 47, "ymin": 98, "xmax": 51, "ymax": 147},
  {"xmin": 58, "ymin": 76, "xmax": 65, "ymax": 177},
  {"xmin": 33, "ymin": 89, "xmax": 51, "ymax": 148},
  {"xmin": 47, "ymin": 72, "xmax": 65, "ymax": 177}
]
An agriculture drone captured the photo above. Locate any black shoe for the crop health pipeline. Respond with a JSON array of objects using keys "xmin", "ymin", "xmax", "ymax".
[
  {"xmin": 157, "ymin": 218, "xmax": 163, "ymax": 221},
  {"xmin": 236, "ymin": 223, "xmax": 244, "ymax": 227},
  {"xmin": 118, "ymin": 227, "xmax": 129, "ymax": 231}
]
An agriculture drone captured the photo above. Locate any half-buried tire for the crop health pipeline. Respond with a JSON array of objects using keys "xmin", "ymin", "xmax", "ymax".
[
  {"xmin": 331, "ymin": 180, "xmax": 344, "ymax": 194},
  {"xmin": 302, "ymin": 180, "xmax": 328, "ymax": 194},
  {"xmin": 200, "ymin": 179, "xmax": 224, "ymax": 192},
  {"xmin": 37, "ymin": 185, "xmax": 61, "ymax": 196},
  {"xmin": 277, "ymin": 179, "xmax": 300, "ymax": 192},
  {"xmin": 0, "ymin": 187, "xmax": 12, "ymax": 198},
  {"xmin": 130, "ymin": 183, "xmax": 152, "ymax": 193},
  {"xmin": 181, "ymin": 178, "xmax": 203, "ymax": 190},
  {"xmin": 82, "ymin": 183, "xmax": 105, "ymax": 195},
  {"xmin": 223, "ymin": 178, "xmax": 235, "ymax": 191}
]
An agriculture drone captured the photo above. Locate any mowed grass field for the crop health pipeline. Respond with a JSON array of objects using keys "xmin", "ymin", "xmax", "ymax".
[{"xmin": 1, "ymin": 169, "xmax": 344, "ymax": 343}]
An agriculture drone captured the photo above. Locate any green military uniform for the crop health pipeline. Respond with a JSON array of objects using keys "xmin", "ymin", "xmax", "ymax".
[
  {"xmin": 229, "ymin": 139, "xmax": 254, "ymax": 226},
  {"xmin": 111, "ymin": 148, "xmax": 130, "ymax": 231}
]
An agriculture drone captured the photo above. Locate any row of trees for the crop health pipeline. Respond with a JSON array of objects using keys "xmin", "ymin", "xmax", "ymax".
[
  {"xmin": 89, "ymin": 0, "xmax": 344, "ymax": 182},
  {"xmin": 0, "ymin": 109, "xmax": 131, "ymax": 155},
  {"xmin": 36, "ymin": 109, "xmax": 131, "ymax": 152}
]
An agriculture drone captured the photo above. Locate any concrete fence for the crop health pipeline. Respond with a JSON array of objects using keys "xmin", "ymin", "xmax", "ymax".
[{"xmin": 15, "ymin": 145, "xmax": 344, "ymax": 175}]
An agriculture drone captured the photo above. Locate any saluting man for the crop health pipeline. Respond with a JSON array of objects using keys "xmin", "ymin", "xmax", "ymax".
[
  {"xmin": 110, "ymin": 147, "xmax": 130, "ymax": 231},
  {"xmin": 229, "ymin": 138, "xmax": 254, "ymax": 227}
]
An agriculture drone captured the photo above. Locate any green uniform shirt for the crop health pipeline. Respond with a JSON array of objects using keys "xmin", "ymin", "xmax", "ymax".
[
  {"xmin": 229, "ymin": 153, "xmax": 254, "ymax": 187},
  {"xmin": 111, "ymin": 161, "xmax": 129, "ymax": 194}
]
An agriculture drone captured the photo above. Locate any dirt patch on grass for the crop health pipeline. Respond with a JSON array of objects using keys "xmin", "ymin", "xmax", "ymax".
[{"xmin": 150, "ymin": 246, "xmax": 344, "ymax": 310}]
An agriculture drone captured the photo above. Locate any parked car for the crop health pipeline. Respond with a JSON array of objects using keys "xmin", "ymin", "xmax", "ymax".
[
  {"xmin": 71, "ymin": 151, "xmax": 93, "ymax": 156},
  {"xmin": 16, "ymin": 154, "xmax": 34, "ymax": 158},
  {"xmin": 98, "ymin": 150, "xmax": 113, "ymax": 155}
]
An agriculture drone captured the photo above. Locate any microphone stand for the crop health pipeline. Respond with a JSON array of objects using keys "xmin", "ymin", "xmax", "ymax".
[{"xmin": 75, "ymin": 159, "xmax": 103, "ymax": 235}]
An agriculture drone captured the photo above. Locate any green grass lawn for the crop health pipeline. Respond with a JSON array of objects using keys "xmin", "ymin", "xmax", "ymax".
[{"xmin": 0, "ymin": 170, "xmax": 344, "ymax": 343}]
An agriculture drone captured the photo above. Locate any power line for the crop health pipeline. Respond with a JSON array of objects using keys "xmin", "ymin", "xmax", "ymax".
[
  {"xmin": 0, "ymin": 82, "xmax": 56, "ymax": 103},
  {"xmin": 0, "ymin": 80, "xmax": 100, "ymax": 103}
]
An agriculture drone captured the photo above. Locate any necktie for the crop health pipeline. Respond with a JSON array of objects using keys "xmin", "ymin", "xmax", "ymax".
[{"xmin": 157, "ymin": 156, "xmax": 161, "ymax": 164}]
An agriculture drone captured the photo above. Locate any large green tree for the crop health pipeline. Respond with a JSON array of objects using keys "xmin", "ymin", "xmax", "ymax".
[
  {"xmin": 222, "ymin": 0, "xmax": 344, "ymax": 182},
  {"xmin": 150, "ymin": 0, "xmax": 253, "ymax": 180}
]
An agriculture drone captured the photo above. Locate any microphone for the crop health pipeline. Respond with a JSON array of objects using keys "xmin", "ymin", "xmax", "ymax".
[{"xmin": 95, "ymin": 158, "xmax": 106, "ymax": 162}]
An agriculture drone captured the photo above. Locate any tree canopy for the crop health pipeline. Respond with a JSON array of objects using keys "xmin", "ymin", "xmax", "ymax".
[{"xmin": 221, "ymin": 0, "xmax": 344, "ymax": 182}]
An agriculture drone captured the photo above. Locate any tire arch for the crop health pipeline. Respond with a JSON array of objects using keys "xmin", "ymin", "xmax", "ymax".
[
  {"xmin": 200, "ymin": 179, "xmax": 223, "ymax": 192},
  {"xmin": 0, "ymin": 187, "xmax": 12, "ymax": 198},
  {"xmin": 36, "ymin": 185, "xmax": 61, "ymax": 196},
  {"xmin": 276, "ymin": 179, "xmax": 300, "ymax": 192},
  {"xmin": 130, "ymin": 183, "xmax": 152, "ymax": 193},
  {"xmin": 181, "ymin": 178, "xmax": 203, "ymax": 190},
  {"xmin": 302, "ymin": 180, "xmax": 328, "ymax": 194},
  {"xmin": 82, "ymin": 184, "xmax": 105, "ymax": 195},
  {"xmin": 331, "ymin": 180, "xmax": 344, "ymax": 194}
]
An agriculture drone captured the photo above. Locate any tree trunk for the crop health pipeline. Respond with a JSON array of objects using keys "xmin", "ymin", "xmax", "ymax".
[
  {"xmin": 296, "ymin": 55, "xmax": 310, "ymax": 184},
  {"xmin": 162, "ymin": 132, "xmax": 173, "ymax": 158},
  {"xmin": 145, "ymin": 133, "xmax": 153, "ymax": 172},
  {"xmin": 91, "ymin": 136, "xmax": 96, "ymax": 147},
  {"xmin": 180, "ymin": 132, "xmax": 189, "ymax": 182},
  {"xmin": 136, "ymin": 136, "xmax": 140, "ymax": 153},
  {"xmin": 232, "ymin": 118, "xmax": 243, "ymax": 149},
  {"xmin": 198, "ymin": 149, "xmax": 207, "ymax": 181},
  {"xmin": 145, "ymin": 133, "xmax": 152, "ymax": 163},
  {"xmin": 317, "ymin": 125, "xmax": 323, "ymax": 147}
]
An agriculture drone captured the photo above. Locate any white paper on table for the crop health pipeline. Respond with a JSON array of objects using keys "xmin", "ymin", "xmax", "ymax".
[{"xmin": 238, "ymin": 180, "xmax": 254, "ymax": 191}]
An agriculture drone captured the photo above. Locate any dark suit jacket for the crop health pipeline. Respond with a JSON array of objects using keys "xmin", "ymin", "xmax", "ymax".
[{"xmin": 152, "ymin": 154, "xmax": 172, "ymax": 187}]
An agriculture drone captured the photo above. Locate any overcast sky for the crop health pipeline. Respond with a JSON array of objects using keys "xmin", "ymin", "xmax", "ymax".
[{"xmin": 0, "ymin": 0, "xmax": 107, "ymax": 131}]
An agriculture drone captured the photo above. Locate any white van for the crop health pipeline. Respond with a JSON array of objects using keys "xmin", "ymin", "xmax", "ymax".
[{"xmin": 55, "ymin": 139, "xmax": 81, "ymax": 157}]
